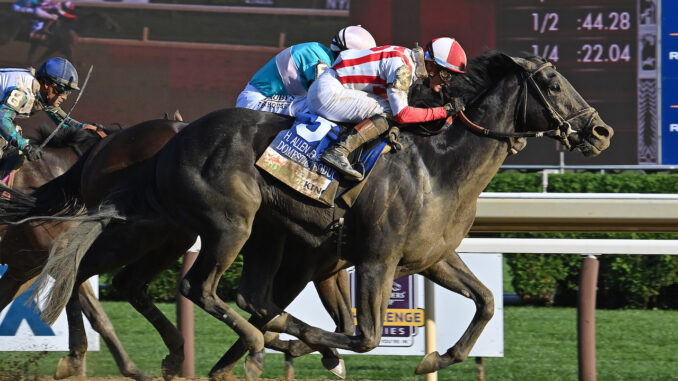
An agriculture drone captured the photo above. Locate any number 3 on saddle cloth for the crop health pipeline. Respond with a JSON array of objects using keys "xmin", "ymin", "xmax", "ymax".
[{"xmin": 256, "ymin": 113, "xmax": 388, "ymax": 206}]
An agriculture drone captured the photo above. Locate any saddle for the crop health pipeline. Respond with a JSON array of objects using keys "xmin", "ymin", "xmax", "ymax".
[{"xmin": 256, "ymin": 113, "xmax": 391, "ymax": 207}]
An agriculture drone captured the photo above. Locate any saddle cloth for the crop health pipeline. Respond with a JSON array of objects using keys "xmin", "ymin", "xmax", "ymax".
[{"xmin": 256, "ymin": 113, "xmax": 387, "ymax": 206}]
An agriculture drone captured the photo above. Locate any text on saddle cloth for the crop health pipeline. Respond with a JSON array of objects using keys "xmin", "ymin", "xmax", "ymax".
[{"xmin": 255, "ymin": 113, "xmax": 387, "ymax": 206}]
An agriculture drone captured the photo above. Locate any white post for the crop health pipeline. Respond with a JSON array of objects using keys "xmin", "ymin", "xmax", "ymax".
[{"xmin": 425, "ymin": 278, "xmax": 437, "ymax": 381}]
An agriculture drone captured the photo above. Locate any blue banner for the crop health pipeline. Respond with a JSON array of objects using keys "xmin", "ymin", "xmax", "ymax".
[{"xmin": 661, "ymin": 0, "xmax": 678, "ymax": 163}]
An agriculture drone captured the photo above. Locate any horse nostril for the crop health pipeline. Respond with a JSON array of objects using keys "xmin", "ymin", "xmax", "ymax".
[{"xmin": 593, "ymin": 125, "xmax": 612, "ymax": 138}]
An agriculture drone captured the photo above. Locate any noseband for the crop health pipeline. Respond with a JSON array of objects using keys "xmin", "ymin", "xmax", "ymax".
[{"xmin": 452, "ymin": 61, "xmax": 597, "ymax": 151}]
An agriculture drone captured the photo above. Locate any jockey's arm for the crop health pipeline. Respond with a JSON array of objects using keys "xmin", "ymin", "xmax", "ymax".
[
  {"xmin": 387, "ymin": 65, "xmax": 446, "ymax": 125},
  {"xmin": 44, "ymin": 106, "xmax": 88, "ymax": 130},
  {"xmin": 0, "ymin": 106, "xmax": 29, "ymax": 149}
]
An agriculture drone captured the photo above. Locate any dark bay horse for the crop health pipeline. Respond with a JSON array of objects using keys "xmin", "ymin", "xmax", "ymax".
[
  {"xmin": 13, "ymin": 52, "xmax": 613, "ymax": 379},
  {"xmin": 0, "ymin": 121, "xmax": 173, "ymax": 381},
  {"xmin": 0, "ymin": 117, "xmax": 355, "ymax": 379}
]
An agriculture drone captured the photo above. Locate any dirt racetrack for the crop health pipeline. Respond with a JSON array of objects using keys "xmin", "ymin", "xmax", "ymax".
[{"xmin": 28, "ymin": 378, "xmax": 378, "ymax": 381}]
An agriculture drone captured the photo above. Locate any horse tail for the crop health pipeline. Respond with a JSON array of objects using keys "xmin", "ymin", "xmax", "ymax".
[
  {"xmin": 30, "ymin": 206, "xmax": 122, "ymax": 325},
  {"xmin": 0, "ymin": 155, "xmax": 87, "ymax": 225}
]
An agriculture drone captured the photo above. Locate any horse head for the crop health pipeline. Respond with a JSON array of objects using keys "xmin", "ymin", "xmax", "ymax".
[{"xmin": 507, "ymin": 55, "xmax": 614, "ymax": 156}]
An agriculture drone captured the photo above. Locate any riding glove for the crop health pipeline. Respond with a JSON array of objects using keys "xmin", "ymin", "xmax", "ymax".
[
  {"xmin": 444, "ymin": 98, "xmax": 466, "ymax": 117},
  {"xmin": 23, "ymin": 144, "xmax": 44, "ymax": 162}
]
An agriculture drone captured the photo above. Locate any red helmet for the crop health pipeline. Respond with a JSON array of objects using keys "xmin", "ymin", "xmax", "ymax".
[
  {"xmin": 425, "ymin": 37, "xmax": 467, "ymax": 73},
  {"xmin": 63, "ymin": 1, "xmax": 75, "ymax": 10}
]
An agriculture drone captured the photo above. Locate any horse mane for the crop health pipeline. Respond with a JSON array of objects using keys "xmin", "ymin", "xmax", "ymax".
[
  {"xmin": 407, "ymin": 50, "xmax": 528, "ymax": 135},
  {"xmin": 446, "ymin": 50, "xmax": 523, "ymax": 105},
  {"xmin": 28, "ymin": 124, "xmax": 120, "ymax": 148}
]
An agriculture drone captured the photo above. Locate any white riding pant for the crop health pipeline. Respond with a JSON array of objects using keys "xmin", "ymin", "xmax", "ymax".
[
  {"xmin": 188, "ymin": 236, "xmax": 201, "ymax": 253},
  {"xmin": 236, "ymin": 83, "xmax": 308, "ymax": 117},
  {"xmin": 307, "ymin": 69, "xmax": 391, "ymax": 123}
]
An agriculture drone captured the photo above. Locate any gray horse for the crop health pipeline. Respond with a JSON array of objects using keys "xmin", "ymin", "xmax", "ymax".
[{"xmin": 22, "ymin": 52, "xmax": 613, "ymax": 380}]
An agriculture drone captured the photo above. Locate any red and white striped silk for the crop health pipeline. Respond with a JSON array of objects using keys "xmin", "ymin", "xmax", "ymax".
[
  {"xmin": 331, "ymin": 45, "xmax": 447, "ymax": 124},
  {"xmin": 332, "ymin": 46, "xmax": 414, "ymax": 98}
]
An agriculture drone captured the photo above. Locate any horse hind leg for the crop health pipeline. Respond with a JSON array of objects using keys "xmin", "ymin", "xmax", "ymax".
[
  {"xmin": 55, "ymin": 290, "xmax": 88, "ymax": 379},
  {"xmin": 77, "ymin": 280, "xmax": 150, "ymax": 381},
  {"xmin": 415, "ymin": 251, "xmax": 494, "ymax": 374},
  {"xmin": 182, "ymin": 232, "xmax": 266, "ymax": 381},
  {"xmin": 112, "ymin": 236, "xmax": 193, "ymax": 381}
]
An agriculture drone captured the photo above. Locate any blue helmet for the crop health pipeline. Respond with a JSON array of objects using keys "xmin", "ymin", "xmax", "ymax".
[{"xmin": 37, "ymin": 57, "xmax": 80, "ymax": 91}]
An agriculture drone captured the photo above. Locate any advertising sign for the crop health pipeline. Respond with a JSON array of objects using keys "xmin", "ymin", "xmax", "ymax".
[
  {"xmin": 0, "ymin": 265, "xmax": 99, "ymax": 351},
  {"xmin": 349, "ymin": 273, "xmax": 423, "ymax": 347},
  {"xmin": 281, "ymin": 253, "xmax": 503, "ymax": 356}
]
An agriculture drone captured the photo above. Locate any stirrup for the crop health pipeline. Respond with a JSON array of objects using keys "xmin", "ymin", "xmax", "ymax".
[{"xmin": 322, "ymin": 154, "xmax": 362, "ymax": 181}]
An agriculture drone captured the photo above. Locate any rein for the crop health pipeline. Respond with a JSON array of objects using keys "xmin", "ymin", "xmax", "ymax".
[{"xmin": 432, "ymin": 61, "xmax": 597, "ymax": 151}]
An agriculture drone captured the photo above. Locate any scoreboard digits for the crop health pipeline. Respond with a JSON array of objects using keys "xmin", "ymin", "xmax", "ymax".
[{"xmin": 497, "ymin": 0, "xmax": 641, "ymax": 165}]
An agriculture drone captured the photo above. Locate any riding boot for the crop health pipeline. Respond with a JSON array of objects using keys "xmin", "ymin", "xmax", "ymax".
[{"xmin": 321, "ymin": 115, "xmax": 390, "ymax": 181}]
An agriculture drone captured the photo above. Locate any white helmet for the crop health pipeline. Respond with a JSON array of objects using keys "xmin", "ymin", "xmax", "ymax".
[{"xmin": 330, "ymin": 25, "xmax": 377, "ymax": 53}]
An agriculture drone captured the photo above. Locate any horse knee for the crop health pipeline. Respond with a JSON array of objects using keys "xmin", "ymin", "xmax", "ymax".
[
  {"xmin": 235, "ymin": 292, "xmax": 269, "ymax": 321},
  {"xmin": 477, "ymin": 289, "xmax": 495, "ymax": 322},
  {"xmin": 235, "ymin": 293, "xmax": 249, "ymax": 312},
  {"xmin": 354, "ymin": 334, "xmax": 380, "ymax": 353}
]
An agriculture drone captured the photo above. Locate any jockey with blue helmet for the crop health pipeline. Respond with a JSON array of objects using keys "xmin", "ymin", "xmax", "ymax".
[
  {"xmin": 0, "ymin": 57, "xmax": 95, "ymax": 162},
  {"xmin": 236, "ymin": 25, "xmax": 377, "ymax": 117}
]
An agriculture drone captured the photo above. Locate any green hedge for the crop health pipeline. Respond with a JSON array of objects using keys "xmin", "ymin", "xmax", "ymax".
[
  {"xmin": 100, "ymin": 172, "xmax": 678, "ymax": 309},
  {"xmin": 485, "ymin": 172, "xmax": 678, "ymax": 309},
  {"xmin": 100, "ymin": 254, "xmax": 244, "ymax": 303}
]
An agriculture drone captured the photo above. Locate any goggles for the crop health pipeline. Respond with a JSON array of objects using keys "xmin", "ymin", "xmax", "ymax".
[
  {"xmin": 52, "ymin": 83, "xmax": 72, "ymax": 95},
  {"xmin": 438, "ymin": 68, "xmax": 454, "ymax": 84}
]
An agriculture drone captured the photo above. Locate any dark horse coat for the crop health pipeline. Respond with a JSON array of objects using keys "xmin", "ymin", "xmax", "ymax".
[
  {"xmin": 23, "ymin": 52, "xmax": 613, "ymax": 380},
  {"xmin": 0, "ymin": 122, "xmax": 177, "ymax": 381}
]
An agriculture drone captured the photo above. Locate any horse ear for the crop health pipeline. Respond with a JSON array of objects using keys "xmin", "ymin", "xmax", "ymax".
[
  {"xmin": 504, "ymin": 54, "xmax": 538, "ymax": 71},
  {"xmin": 173, "ymin": 110, "xmax": 183, "ymax": 122}
]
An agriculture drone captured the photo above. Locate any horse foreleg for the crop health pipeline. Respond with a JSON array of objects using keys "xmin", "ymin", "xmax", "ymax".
[
  {"xmin": 77, "ymin": 280, "xmax": 150, "ymax": 381},
  {"xmin": 415, "ymin": 251, "xmax": 494, "ymax": 374},
  {"xmin": 54, "ymin": 291, "xmax": 87, "ymax": 379},
  {"xmin": 315, "ymin": 269, "xmax": 355, "ymax": 336},
  {"xmin": 264, "ymin": 260, "xmax": 397, "ymax": 355}
]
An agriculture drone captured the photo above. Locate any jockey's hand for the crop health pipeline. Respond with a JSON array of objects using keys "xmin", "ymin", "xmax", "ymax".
[
  {"xmin": 444, "ymin": 98, "xmax": 465, "ymax": 117},
  {"xmin": 23, "ymin": 144, "xmax": 44, "ymax": 162}
]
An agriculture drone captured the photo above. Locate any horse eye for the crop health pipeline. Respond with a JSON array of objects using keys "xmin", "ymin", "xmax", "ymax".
[{"xmin": 549, "ymin": 84, "xmax": 561, "ymax": 92}]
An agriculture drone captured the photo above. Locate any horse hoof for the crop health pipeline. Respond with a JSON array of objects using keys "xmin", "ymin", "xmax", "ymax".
[
  {"xmin": 54, "ymin": 355, "xmax": 85, "ymax": 379},
  {"xmin": 415, "ymin": 351, "xmax": 441, "ymax": 375},
  {"xmin": 210, "ymin": 368, "xmax": 239, "ymax": 381},
  {"xmin": 126, "ymin": 367, "xmax": 152, "ymax": 381},
  {"xmin": 161, "ymin": 353, "xmax": 183, "ymax": 381},
  {"xmin": 244, "ymin": 349, "xmax": 265, "ymax": 381},
  {"xmin": 323, "ymin": 357, "xmax": 346, "ymax": 379}
]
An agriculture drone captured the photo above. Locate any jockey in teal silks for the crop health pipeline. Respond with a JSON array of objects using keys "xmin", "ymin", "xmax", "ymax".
[
  {"xmin": 0, "ymin": 57, "xmax": 94, "ymax": 161},
  {"xmin": 236, "ymin": 25, "xmax": 377, "ymax": 117}
]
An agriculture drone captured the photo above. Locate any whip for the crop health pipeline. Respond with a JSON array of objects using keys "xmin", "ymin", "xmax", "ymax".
[{"xmin": 39, "ymin": 64, "xmax": 94, "ymax": 149}]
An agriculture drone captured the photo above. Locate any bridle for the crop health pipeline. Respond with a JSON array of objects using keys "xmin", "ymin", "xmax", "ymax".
[{"xmin": 439, "ymin": 61, "xmax": 598, "ymax": 152}]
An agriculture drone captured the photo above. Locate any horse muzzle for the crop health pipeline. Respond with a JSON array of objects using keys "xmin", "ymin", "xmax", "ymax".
[{"xmin": 567, "ymin": 112, "xmax": 614, "ymax": 157}]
